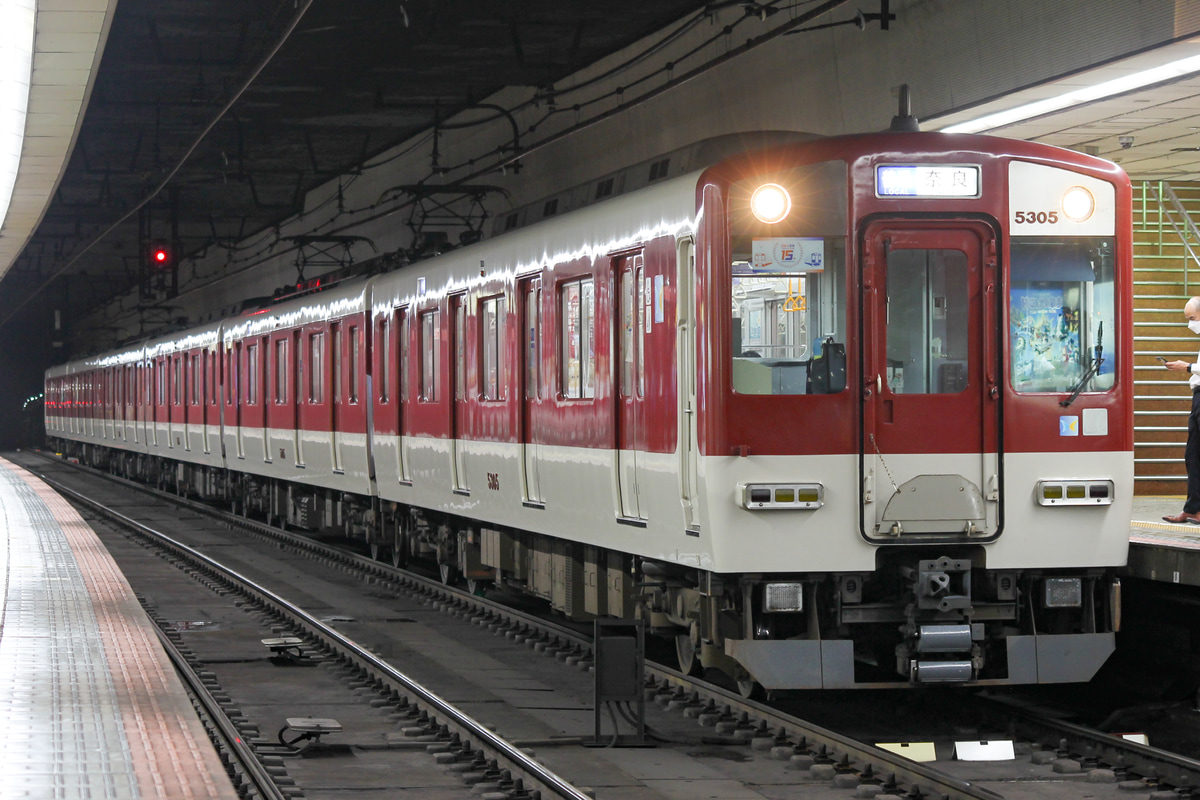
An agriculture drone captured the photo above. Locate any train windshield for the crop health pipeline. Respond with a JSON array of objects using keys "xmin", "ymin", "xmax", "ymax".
[
  {"xmin": 1008, "ymin": 237, "xmax": 1115, "ymax": 394},
  {"xmin": 729, "ymin": 160, "xmax": 848, "ymax": 395}
]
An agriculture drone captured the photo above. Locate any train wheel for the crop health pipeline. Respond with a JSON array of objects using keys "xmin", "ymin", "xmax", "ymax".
[
  {"xmin": 466, "ymin": 579, "xmax": 489, "ymax": 597},
  {"xmin": 439, "ymin": 562, "xmax": 459, "ymax": 586},
  {"xmin": 735, "ymin": 670, "xmax": 764, "ymax": 701},
  {"xmin": 675, "ymin": 633, "xmax": 703, "ymax": 676},
  {"xmin": 369, "ymin": 542, "xmax": 382, "ymax": 561}
]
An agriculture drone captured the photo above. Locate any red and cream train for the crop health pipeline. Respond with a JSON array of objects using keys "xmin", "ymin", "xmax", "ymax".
[{"xmin": 46, "ymin": 130, "xmax": 1133, "ymax": 690}]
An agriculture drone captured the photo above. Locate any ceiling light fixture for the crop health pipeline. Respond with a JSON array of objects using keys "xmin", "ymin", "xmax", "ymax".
[
  {"xmin": 937, "ymin": 51, "xmax": 1200, "ymax": 134},
  {"xmin": 0, "ymin": 0, "xmax": 35, "ymax": 230}
]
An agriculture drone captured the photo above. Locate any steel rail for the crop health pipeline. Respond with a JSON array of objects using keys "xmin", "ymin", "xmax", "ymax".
[
  {"xmin": 35, "ymin": 470, "xmax": 595, "ymax": 800},
  {"xmin": 151, "ymin": 624, "xmax": 291, "ymax": 800},
  {"xmin": 33, "ymin": 452, "xmax": 1001, "ymax": 800},
  {"xmin": 982, "ymin": 695, "xmax": 1200, "ymax": 789}
]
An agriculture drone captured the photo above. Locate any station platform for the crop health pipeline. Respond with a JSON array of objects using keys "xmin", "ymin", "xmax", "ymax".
[
  {"xmin": 1127, "ymin": 496, "xmax": 1200, "ymax": 587},
  {"xmin": 0, "ymin": 456, "xmax": 238, "ymax": 799}
]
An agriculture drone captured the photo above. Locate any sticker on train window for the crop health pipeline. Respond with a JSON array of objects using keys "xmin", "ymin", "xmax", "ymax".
[
  {"xmin": 654, "ymin": 275, "xmax": 664, "ymax": 324},
  {"xmin": 876, "ymin": 165, "xmax": 980, "ymax": 198},
  {"xmin": 751, "ymin": 237, "xmax": 824, "ymax": 272}
]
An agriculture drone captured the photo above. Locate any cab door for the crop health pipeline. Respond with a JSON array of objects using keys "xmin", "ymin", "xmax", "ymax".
[{"xmin": 860, "ymin": 221, "xmax": 1000, "ymax": 539}]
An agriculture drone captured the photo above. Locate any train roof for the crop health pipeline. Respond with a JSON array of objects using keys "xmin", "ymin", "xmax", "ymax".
[
  {"xmin": 373, "ymin": 167, "xmax": 700, "ymax": 311},
  {"xmin": 222, "ymin": 278, "xmax": 370, "ymax": 344}
]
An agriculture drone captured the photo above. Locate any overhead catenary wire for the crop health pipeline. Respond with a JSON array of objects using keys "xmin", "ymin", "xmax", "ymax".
[
  {"xmin": 0, "ymin": 0, "xmax": 317, "ymax": 331},
  {"xmin": 74, "ymin": 0, "xmax": 858, "ymax": 343}
]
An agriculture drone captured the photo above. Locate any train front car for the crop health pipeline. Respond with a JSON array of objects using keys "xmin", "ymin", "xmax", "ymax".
[{"xmin": 688, "ymin": 132, "xmax": 1132, "ymax": 690}]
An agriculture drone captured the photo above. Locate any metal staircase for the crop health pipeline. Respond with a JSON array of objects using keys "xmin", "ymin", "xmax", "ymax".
[{"xmin": 1132, "ymin": 181, "xmax": 1200, "ymax": 495}]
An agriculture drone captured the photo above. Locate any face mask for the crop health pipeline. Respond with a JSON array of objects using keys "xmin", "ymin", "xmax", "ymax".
[{"xmin": 1190, "ymin": 320, "xmax": 1200, "ymax": 335}]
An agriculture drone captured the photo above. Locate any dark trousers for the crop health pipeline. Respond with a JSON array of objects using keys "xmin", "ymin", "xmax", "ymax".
[{"xmin": 1188, "ymin": 389, "xmax": 1200, "ymax": 513}]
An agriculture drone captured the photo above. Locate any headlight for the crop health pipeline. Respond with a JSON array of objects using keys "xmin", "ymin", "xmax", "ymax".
[
  {"xmin": 750, "ymin": 183, "xmax": 792, "ymax": 224},
  {"xmin": 1061, "ymin": 186, "xmax": 1095, "ymax": 222}
]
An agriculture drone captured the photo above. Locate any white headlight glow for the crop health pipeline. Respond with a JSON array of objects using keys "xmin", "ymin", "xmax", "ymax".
[
  {"xmin": 1061, "ymin": 185, "xmax": 1095, "ymax": 222},
  {"xmin": 750, "ymin": 183, "xmax": 792, "ymax": 224}
]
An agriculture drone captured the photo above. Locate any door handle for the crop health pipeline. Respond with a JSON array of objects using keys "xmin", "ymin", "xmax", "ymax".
[{"xmin": 864, "ymin": 375, "xmax": 879, "ymax": 398}]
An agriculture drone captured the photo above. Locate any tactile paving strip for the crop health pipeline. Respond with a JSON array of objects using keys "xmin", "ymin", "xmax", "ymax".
[
  {"xmin": 1130, "ymin": 518, "xmax": 1200, "ymax": 547},
  {"xmin": 0, "ymin": 457, "xmax": 237, "ymax": 799}
]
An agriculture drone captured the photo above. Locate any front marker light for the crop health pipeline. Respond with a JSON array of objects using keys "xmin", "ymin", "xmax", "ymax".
[
  {"xmin": 1036, "ymin": 479, "xmax": 1113, "ymax": 506},
  {"xmin": 741, "ymin": 483, "xmax": 823, "ymax": 510}
]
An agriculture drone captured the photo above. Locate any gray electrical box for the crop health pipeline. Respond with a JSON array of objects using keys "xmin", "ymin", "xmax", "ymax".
[{"xmin": 588, "ymin": 618, "xmax": 648, "ymax": 746}]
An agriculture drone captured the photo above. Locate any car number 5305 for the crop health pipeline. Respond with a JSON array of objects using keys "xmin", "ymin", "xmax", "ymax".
[{"xmin": 1014, "ymin": 210, "xmax": 1059, "ymax": 224}]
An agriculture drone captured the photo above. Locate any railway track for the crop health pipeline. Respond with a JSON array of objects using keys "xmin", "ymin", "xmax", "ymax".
[
  {"xmin": 23, "ymin": 448, "xmax": 1197, "ymax": 800},
  {"xmin": 151, "ymin": 620, "xmax": 295, "ymax": 800}
]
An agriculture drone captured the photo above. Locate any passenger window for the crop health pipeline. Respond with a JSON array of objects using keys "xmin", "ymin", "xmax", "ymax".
[
  {"xmin": 1009, "ymin": 237, "xmax": 1115, "ymax": 394},
  {"xmin": 730, "ymin": 238, "xmax": 847, "ymax": 395},
  {"xmin": 560, "ymin": 277, "xmax": 595, "ymax": 399},
  {"xmin": 192, "ymin": 355, "xmax": 200, "ymax": 405},
  {"xmin": 525, "ymin": 286, "xmax": 540, "ymax": 400},
  {"xmin": 349, "ymin": 325, "xmax": 360, "ymax": 404},
  {"xmin": 309, "ymin": 332, "xmax": 324, "ymax": 403},
  {"xmin": 332, "ymin": 325, "xmax": 343, "ymax": 403},
  {"xmin": 247, "ymin": 345, "xmax": 258, "ymax": 404},
  {"xmin": 454, "ymin": 300, "xmax": 466, "ymax": 401},
  {"xmin": 482, "ymin": 295, "xmax": 506, "ymax": 401},
  {"xmin": 421, "ymin": 310, "xmax": 439, "ymax": 401},
  {"xmin": 275, "ymin": 339, "xmax": 287, "ymax": 403},
  {"xmin": 379, "ymin": 317, "xmax": 390, "ymax": 404},
  {"xmin": 399, "ymin": 310, "xmax": 409, "ymax": 403}
]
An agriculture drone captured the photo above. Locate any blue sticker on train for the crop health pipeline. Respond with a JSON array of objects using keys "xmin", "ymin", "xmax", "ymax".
[{"xmin": 1059, "ymin": 416, "xmax": 1079, "ymax": 436}]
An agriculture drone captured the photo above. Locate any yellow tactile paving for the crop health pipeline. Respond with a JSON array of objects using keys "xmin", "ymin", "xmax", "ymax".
[{"xmin": 0, "ymin": 456, "xmax": 237, "ymax": 799}]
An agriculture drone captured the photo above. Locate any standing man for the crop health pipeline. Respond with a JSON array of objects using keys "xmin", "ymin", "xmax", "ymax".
[{"xmin": 1164, "ymin": 296, "xmax": 1200, "ymax": 523}]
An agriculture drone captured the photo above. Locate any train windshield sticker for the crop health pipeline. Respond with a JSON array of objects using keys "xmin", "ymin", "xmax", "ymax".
[
  {"xmin": 1011, "ymin": 286, "xmax": 1080, "ymax": 392},
  {"xmin": 875, "ymin": 165, "xmax": 980, "ymax": 198},
  {"xmin": 1008, "ymin": 237, "xmax": 1116, "ymax": 395},
  {"xmin": 751, "ymin": 237, "xmax": 824, "ymax": 272}
]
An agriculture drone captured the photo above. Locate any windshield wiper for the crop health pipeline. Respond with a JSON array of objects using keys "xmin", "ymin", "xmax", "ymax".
[{"xmin": 1060, "ymin": 321, "xmax": 1103, "ymax": 408}]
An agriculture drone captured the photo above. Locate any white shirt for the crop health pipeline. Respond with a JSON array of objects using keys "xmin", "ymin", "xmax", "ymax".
[{"xmin": 1192, "ymin": 353, "xmax": 1200, "ymax": 390}]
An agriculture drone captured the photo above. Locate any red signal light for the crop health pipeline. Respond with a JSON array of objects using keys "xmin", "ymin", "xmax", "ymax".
[{"xmin": 146, "ymin": 242, "xmax": 173, "ymax": 270}]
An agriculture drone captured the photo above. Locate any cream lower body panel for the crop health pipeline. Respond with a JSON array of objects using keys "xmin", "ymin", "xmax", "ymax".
[
  {"xmin": 374, "ymin": 438, "xmax": 1131, "ymax": 574},
  {"xmin": 223, "ymin": 426, "xmax": 371, "ymax": 496},
  {"xmin": 693, "ymin": 448, "xmax": 1131, "ymax": 574},
  {"xmin": 375, "ymin": 434, "xmax": 701, "ymax": 564}
]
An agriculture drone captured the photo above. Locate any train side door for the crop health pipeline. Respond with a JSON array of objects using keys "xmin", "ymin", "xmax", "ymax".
[
  {"xmin": 234, "ymin": 342, "xmax": 245, "ymax": 458},
  {"xmin": 860, "ymin": 221, "xmax": 1000, "ymax": 539},
  {"xmin": 676, "ymin": 237, "xmax": 699, "ymax": 532},
  {"xmin": 616, "ymin": 254, "xmax": 646, "ymax": 521},
  {"xmin": 450, "ymin": 293, "xmax": 469, "ymax": 493},
  {"xmin": 292, "ymin": 330, "xmax": 303, "ymax": 465},
  {"xmin": 519, "ymin": 277, "xmax": 543, "ymax": 505},
  {"xmin": 331, "ymin": 321, "xmax": 344, "ymax": 472}
]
